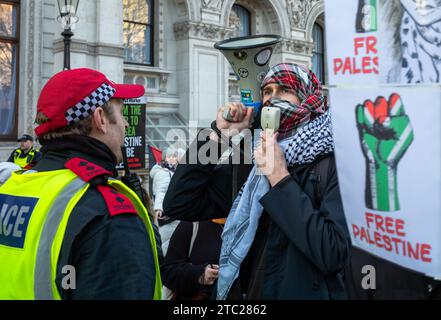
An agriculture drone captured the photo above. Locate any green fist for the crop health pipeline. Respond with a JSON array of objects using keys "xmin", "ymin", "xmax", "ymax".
[{"xmin": 356, "ymin": 93, "xmax": 414, "ymax": 212}]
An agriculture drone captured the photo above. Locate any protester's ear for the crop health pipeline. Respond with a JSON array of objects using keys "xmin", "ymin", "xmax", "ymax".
[{"xmin": 91, "ymin": 107, "xmax": 107, "ymax": 134}]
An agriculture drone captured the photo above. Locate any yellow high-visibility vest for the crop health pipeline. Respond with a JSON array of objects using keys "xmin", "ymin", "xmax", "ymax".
[
  {"xmin": 13, "ymin": 148, "xmax": 38, "ymax": 169},
  {"xmin": 0, "ymin": 169, "xmax": 162, "ymax": 300}
]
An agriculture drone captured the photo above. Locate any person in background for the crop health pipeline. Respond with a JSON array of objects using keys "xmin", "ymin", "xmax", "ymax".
[
  {"xmin": 162, "ymin": 218, "xmax": 224, "ymax": 300},
  {"xmin": 150, "ymin": 147, "xmax": 186, "ymax": 224},
  {"xmin": 7, "ymin": 134, "xmax": 42, "ymax": 169}
]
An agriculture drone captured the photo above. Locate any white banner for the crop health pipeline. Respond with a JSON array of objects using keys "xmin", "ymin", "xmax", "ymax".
[
  {"xmin": 324, "ymin": 0, "xmax": 379, "ymax": 86},
  {"xmin": 329, "ymin": 86, "xmax": 441, "ymax": 278},
  {"xmin": 325, "ymin": 0, "xmax": 441, "ymax": 278}
]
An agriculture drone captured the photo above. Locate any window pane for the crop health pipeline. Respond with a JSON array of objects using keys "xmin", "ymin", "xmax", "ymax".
[
  {"xmin": 312, "ymin": 53, "xmax": 324, "ymax": 84},
  {"xmin": 312, "ymin": 23, "xmax": 325, "ymax": 84},
  {"xmin": 0, "ymin": 42, "xmax": 17, "ymax": 135},
  {"xmin": 124, "ymin": 22, "xmax": 152, "ymax": 65},
  {"xmin": 313, "ymin": 23, "xmax": 323, "ymax": 54},
  {"xmin": 123, "ymin": 0, "xmax": 151, "ymax": 24},
  {"xmin": 0, "ymin": 3, "xmax": 18, "ymax": 38},
  {"xmin": 232, "ymin": 5, "xmax": 251, "ymax": 37}
]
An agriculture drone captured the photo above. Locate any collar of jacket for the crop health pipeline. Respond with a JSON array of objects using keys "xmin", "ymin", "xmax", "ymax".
[{"xmin": 37, "ymin": 134, "xmax": 118, "ymax": 177}]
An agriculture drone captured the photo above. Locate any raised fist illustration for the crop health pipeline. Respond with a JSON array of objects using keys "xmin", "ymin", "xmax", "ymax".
[{"xmin": 356, "ymin": 93, "xmax": 414, "ymax": 212}]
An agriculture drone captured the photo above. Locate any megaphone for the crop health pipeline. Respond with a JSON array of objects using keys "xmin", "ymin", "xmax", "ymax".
[{"xmin": 214, "ymin": 34, "xmax": 282, "ymax": 122}]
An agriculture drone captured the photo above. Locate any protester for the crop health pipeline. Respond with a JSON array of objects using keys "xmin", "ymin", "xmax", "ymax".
[
  {"xmin": 162, "ymin": 219, "xmax": 224, "ymax": 300},
  {"xmin": 163, "ymin": 63, "xmax": 350, "ymax": 299},
  {"xmin": 0, "ymin": 162, "xmax": 20, "ymax": 186},
  {"xmin": 7, "ymin": 134, "xmax": 42, "ymax": 169},
  {"xmin": 0, "ymin": 68, "xmax": 161, "ymax": 300},
  {"xmin": 150, "ymin": 147, "xmax": 185, "ymax": 223}
]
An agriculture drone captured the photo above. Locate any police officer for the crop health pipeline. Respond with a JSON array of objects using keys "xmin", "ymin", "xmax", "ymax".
[
  {"xmin": 0, "ymin": 68, "xmax": 162, "ymax": 300},
  {"xmin": 7, "ymin": 134, "xmax": 42, "ymax": 169}
]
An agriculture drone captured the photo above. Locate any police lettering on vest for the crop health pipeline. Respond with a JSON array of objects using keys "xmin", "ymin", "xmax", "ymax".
[{"xmin": 0, "ymin": 194, "xmax": 37, "ymax": 248}]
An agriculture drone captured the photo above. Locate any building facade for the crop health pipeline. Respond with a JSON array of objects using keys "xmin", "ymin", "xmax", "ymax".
[{"xmin": 0, "ymin": 0, "xmax": 326, "ymax": 159}]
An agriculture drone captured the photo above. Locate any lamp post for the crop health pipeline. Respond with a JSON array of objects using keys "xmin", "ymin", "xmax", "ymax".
[{"xmin": 56, "ymin": 0, "xmax": 79, "ymax": 70}]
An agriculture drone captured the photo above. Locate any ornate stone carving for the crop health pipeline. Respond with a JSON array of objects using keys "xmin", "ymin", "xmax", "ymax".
[
  {"xmin": 173, "ymin": 21, "xmax": 234, "ymax": 41},
  {"xmin": 202, "ymin": 0, "xmax": 224, "ymax": 11},
  {"xmin": 281, "ymin": 38, "xmax": 314, "ymax": 55},
  {"xmin": 159, "ymin": 73, "xmax": 168, "ymax": 94},
  {"xmin": 286, "ymin": 0, "xmax": 320, "ymax": 29}
]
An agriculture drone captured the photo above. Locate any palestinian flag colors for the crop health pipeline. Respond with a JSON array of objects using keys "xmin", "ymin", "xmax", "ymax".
[
  {"xmin": 356, "ymin": 93, "xmax": 414, "ymax": 212},
  {"xmin": 148, "ymin": 145, "xmax": 162, "ymax": 170}
]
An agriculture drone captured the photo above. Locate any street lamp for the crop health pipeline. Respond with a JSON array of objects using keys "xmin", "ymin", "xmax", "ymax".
[{"xmin": 56, "ymin": 0, "xmax": 79, "ymax": 70}]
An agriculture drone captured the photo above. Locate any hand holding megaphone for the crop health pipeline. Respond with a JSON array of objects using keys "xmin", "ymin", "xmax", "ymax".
[
  {"xmin": 221, "ymin": 102, "xmax": 247, "ymax": 122},
  {"xmin": 216, "ymin": 102, "xmax": 254, "ymax": 137}
]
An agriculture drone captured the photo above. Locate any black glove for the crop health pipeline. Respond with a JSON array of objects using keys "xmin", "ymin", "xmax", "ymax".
[{"xmin": 121, "ymin": 173, "xmax": 145, "ymax": 204}]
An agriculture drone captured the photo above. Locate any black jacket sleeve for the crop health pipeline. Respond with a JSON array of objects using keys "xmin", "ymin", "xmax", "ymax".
[
  {"xmin": 163, "ymin": 138, "xmax": 234, "ymax": 221},
  {"xmin": 68, "ymin": 214, "xmax": 156, "ymax": 299},
  {"xmin": 56, "ymin": 188, "xmax": 157, "ymax": 300},
  {"xmin": 161, "ymin": 222, "xmax": 206, "ymax": 298},
  {"xmin": 259, "ymin": 158, "xmax": 350, "ymax": 276}
]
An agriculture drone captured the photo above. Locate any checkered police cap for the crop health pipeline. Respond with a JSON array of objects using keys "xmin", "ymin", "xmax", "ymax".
[
  {"xmin": 65, "ymin": 82, "xmax": 116, "ymax": 125},
  {"xmin": 35, "ymin": 68, "xmax": 145, "ymax": 137}
]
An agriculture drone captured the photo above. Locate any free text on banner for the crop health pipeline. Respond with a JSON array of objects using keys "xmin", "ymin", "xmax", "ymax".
[{"xmin": 324, "ymin": 0, "xmax": 441, "ymax": 278}]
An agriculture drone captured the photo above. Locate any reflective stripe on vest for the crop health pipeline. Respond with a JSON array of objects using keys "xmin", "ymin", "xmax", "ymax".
[
  {"xmin": 0, "ymin": 169, "xmax": 87, "ymax": 299},
  {"xmin": 0, "ymin": 170, "xmax": 162, "ymax": 300},
  {"xmin": 34, "ymin": 177, "xmax": 86, "ymax": 300}
]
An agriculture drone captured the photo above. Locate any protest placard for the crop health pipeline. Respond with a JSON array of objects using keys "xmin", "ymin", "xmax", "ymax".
[
  {"xmin": 325, "ymin": 0, "xmax": 379, "ymax": 86},
  {"xmin": 116, "ymin": 96, "xmax": 147, "ymax": 170},
  {"xmin": 329, "ymin": 87, "xmax": 441, "ymax": 277},
  {"xmin": 325, "ymin": 0, "xmax": 441, "ymax": 278}
]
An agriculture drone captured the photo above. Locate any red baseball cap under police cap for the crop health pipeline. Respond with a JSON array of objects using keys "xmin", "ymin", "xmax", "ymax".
[{"xmin": 34, "ymin": 68, "xmax": 145, "ymax": 137}]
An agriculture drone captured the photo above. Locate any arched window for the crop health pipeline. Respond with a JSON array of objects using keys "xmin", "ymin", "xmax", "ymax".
[
  {"xmin": 123, "ymin": 0, "xmax": 154, "ymax": 66},
  {"xmin": 312, "ymin": 23, "xmax": 325, "ymax": 84},
  {"xmin": 0, "ymin": 0, "xmax": 20, "ymax": 139},
  {"xmin": 232, "ymin": 4, "xmax": 251, "ymax": 37}
]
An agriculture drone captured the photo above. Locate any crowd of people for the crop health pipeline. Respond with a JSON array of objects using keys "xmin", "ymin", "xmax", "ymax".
[{"xmin": 0, "ymin": 63, "xmax": 439, "ymax": 300}]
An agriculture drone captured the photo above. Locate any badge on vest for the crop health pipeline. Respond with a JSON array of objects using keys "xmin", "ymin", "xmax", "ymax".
[{"xmin": 0, "ymin": 194, "xmax": 38, "ymax": 249}]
